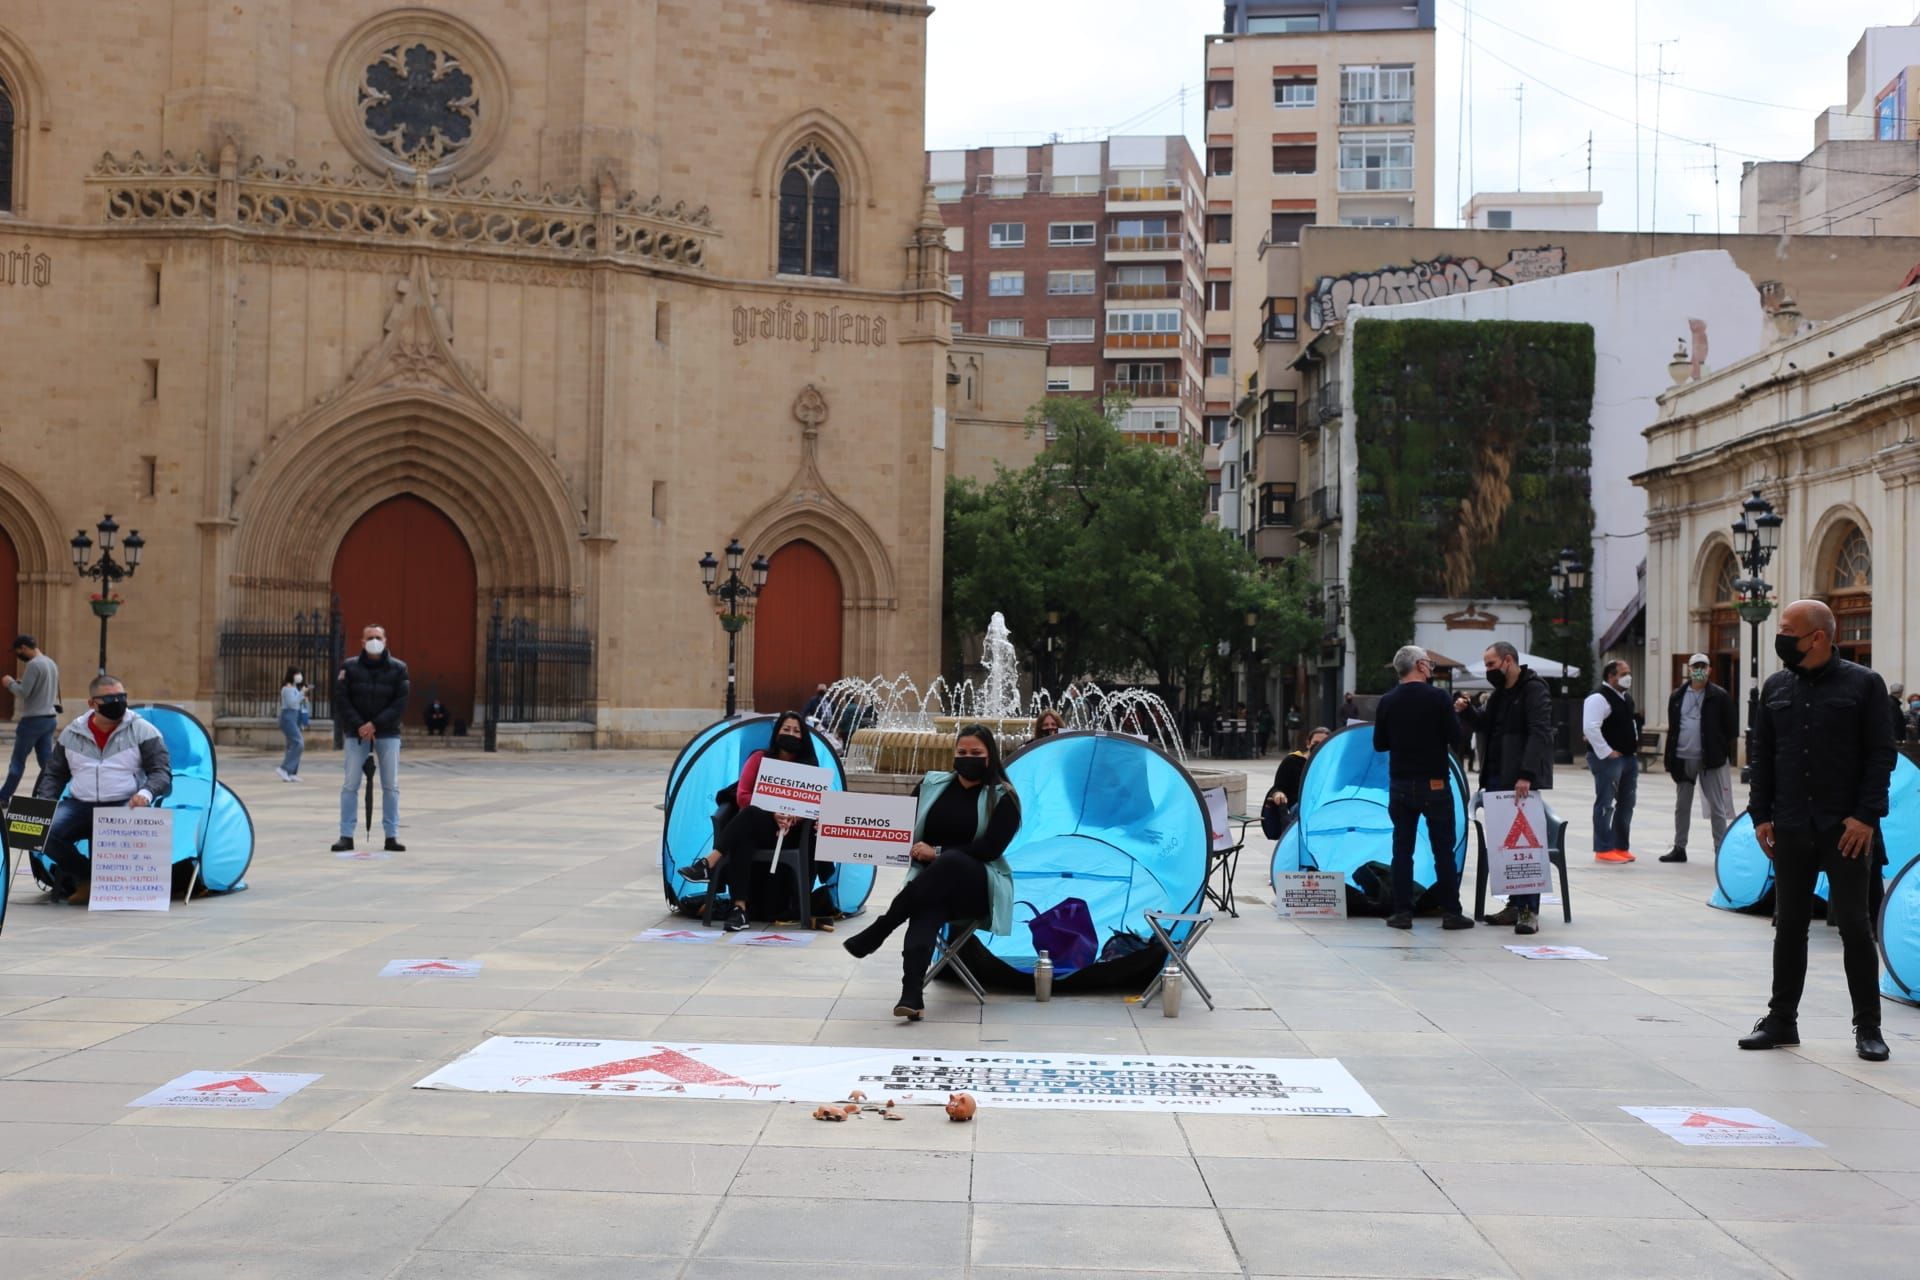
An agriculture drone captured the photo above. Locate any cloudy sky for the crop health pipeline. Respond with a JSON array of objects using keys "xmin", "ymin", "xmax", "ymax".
[{"xmin": 926, "ymin": 0, "xmax": 1920, "ymax": 232}]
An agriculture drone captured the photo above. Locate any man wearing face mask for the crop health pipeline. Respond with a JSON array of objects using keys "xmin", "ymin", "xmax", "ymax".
[
  {"xmin": 1581, "ymin": 661, "xmax": 1641, "ymax": 864},
  {"xmin": 31, "ymin": 674, "xmax": 172, "ymax": 905},
  {"xmin": 1459, "ymin": 641, "xmax": 1555, "ymax": 934},
  {"xmin": 332, "ymin": 624, "xmax": 409, "ymax": 854},
  {"xmin": 1740, "ymin": 599, "xmax": 1896, "ymax": 1062},
  {"xmin": 1661, "ymin": 654, "xmax": 1737, "ymax": 863},
  {"xmin": 2, "ymin": 635, "xmax": 61, "ymax": 807}
]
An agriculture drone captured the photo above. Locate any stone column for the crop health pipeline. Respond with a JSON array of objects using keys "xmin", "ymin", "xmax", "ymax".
[{"xmin": 1879, "ymin": 444, "xmax": 1920, "ymax": 686}]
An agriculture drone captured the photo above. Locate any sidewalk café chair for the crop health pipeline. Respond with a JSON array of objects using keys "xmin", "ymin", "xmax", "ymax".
[
  {"xmin": 24, "ymin": 705, "xmax": 255, "ymax": 903},
  {"xmin": 1470, "ymin": 790, "xmax": 1573, "ymax": 924}
]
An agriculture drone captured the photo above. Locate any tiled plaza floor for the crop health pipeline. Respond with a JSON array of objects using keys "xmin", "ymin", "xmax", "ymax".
[{"xmin": 1, "ymin": 745, "xmax": 1917, "ymax": 1278}]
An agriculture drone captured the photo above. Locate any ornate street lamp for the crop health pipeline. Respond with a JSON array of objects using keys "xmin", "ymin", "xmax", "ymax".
[
  {"xmin": 698, "ymin": 538, "xmax": 771, "ymax": 717},
  {"xmin": 1043, "ymin": 606, "xmax": 1063, "ymax": 692},
  {"xmin": 1731, "ymin": 488, "xmax": 1782, "ymax": 776},
  {"xmin": 72, "ymin": 514, "xmax": 146, "ymax": 675},
  {"xmin": 1548, "ymin": 545, "xmax": 1588, "ymax": 672}
]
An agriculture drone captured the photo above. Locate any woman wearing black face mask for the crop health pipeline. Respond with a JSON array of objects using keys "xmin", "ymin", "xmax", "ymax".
[
  {"xmin": 680, "ymin": 711, "xmax": 819, "ymax": 931},
  {"xmin": 842, "ymin": 724, "xmax": 1021, "ymax": 1019}
]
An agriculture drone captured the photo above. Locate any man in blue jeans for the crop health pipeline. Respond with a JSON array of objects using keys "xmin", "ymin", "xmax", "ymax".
[
  {"xmin": 2, "ymin": 636, "xmax": 61, "ymax": 806},
  {"xmin": 1373, "ymin": 645, "xmax": 1472, "ymax": 931},
  {"xmin": 32, "ymin": 674, "xmax": 172, "ymax": 905},
  {"xmin": 331, "ymin": 624, "xmax": 410, "ymax": 854},
  {"xmin": 1582, "ymin": 661, "xmax": 1640, "ymax": 864}
]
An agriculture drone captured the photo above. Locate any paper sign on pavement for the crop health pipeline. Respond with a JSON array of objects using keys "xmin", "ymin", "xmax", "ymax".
[
  {"xmin": 1481, "ymin": 790, "xmax": 1553, "ymax": 895},
  {"xmin": 336, "ymin": 850, "xmax": 392, "ymax": 861},
  {"xmin": 1273, "ymin": 871, "xmax": 1347, "ymax": 919},
  {"xmin": 1621, "ymin": 1106, "xmax": 1823, "ymax": 1148},
  {"xmin": 729, "ymin": 931, "xmax": 815, "ymax": 948},
  {"xmin": 750, "ymin": 759, "xmax": 833, "ymax": 820},
  {"xmin": 379, "ymin": 958, "xmax": 483, "ymax": 978},
  {"xmin": 415, "ymin": 1037, "xmax": 1385, "ymax": 1116},
  {"xmin": 814, "ymin": 792, "xmax": 916, "ymax": 867},
  {"xmin": 129, "ymin": 1071, "xmax": 322, "ymax": 1110},
  {"xmin": 1505, "ymin": 944, "xmax": 1608, "ymax": 961},
  {"xmin": 634, "ymin": 928, "xmax": 721, "ymax": 944},
  {"xmin": 89, "ymin": 808, "xmax": 174, "ymax": 912}
]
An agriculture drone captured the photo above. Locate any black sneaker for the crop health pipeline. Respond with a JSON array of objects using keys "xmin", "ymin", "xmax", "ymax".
[
  {"xmin": 1442, "ymin": 913, "xmax": 1475, "ymax": 930},
  {"xmin": 680, "ymin": 860, "xmax": 712, "ymax": 882},
  {"xmin": 1857, "ymin": 1030, "xmax": 1891, "ymax": 1062},
  {"xmin": 384, "ymin": 838, "xmax": 406, "ymax": 853},
  {"xmin": 723, "ymin": 905, "xmax": 750, "ymax": 932},
  {"xmin": 330, "ymin": 837, "xmax": 354, "ymax": 853},
  {"xmin": 1738, "ymin": 1017, "xmax": 1800, "ymax": 1050},
  {"xmin": 1659, "ymin": 847, "xmax": 1687, "ymax": 863},
  {"xmin": 1385, "ymin": 911, "xmax": 1413, "ymax": 930}
]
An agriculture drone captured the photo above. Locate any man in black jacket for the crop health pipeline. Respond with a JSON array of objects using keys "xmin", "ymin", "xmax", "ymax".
[
  {"xmin": 332, "ymin": 623, "xmax": 410, "ymax": 853},
  {"xmin": 1661, "ymin": 654, "xmax": 1739, "ymax": 863},
  {"xmin": 1739, "ymin": 600, "xmax": 1896, "ymax": 1062},
  {"xmin": 1374, "ymin": 646, "xmax": 1470, "ymax": 930},
  {"xmin": 1458, "ymin": 640, "xmax": 1555, "ymax": 935}
]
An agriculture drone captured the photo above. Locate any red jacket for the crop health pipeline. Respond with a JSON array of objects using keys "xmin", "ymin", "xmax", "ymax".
[{"xmin": 735, "ymin": 751, "xmax": 767, "ymax": 809}]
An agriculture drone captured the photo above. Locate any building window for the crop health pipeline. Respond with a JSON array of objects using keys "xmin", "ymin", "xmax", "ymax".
[
  {"xmin": 988, "ymin": 270, "xmax": 1025, "ymax": 297},
  {"xmin": 1048, "ymin": 221, "xmax": 1095, "ymax": 246},
  {"xmin": 1339, "ymin": 64, "xmax": 1415, "ymax": 126},
  {"xmin": 1486, "ymin": 209, "xmax": 1513, "ymax": 229},
  {"xmin": 1207, "ymin": 347, "xmax": 1231, "ymax": 377},
  {"xmin": 1109, "ymin": 216, "xmax": 1173, "ymax": 252},
  {"xmin": 1339, "ymin": 215, "xmax": 1404, "ymax": 227},
  {"xmin": 1265, "ymin": 391, "xmax": 1298, "ymax": 432},
  {"xmin": 1206, "ymin": 279, "xmax": 1233, "ymax": 311},
  {"xmin": 1206, "ymin": 415, "xmax": 1233, "ymax": 446},
  {"xmin": 947, "ymin": 274, "xmax": 964, "ymax": 297},
  {"xmin": 1206, "ymin": 212, "xmax": 1233, "ymax": 244},
  {"xmin": 1269, "ymin": 213, "xmax": 1311, "ymax": 245},
  {"xmin": 1046, "ymin": 368, "xmax": 1072, "ymax": 392},
  {"xmin": 989, "ymin": 221, "xmax": 1025, "ymax": 248},
  {"xmin": 1047, "ymin": 316, "xmax": 1096, "ymax": 343},
  {"xmin": 1121, "ymin": 406, "xmax": 1180, "ymax": 433},
  {"xmin": 1274, "ymin": 78, "xmax": 1317, "ymax": 108},
  {"xmin": 1831, "ymin": 526, "xmax": 1872, "ymax": 590},
  {"xmin": 1260, "ymin": 482, "xmax": 1296, "ymax": 526},
  {"xmin": 1047, "ymin": 269, "xmax": 1095, "ymax": 295},
  {"xmin": 1262, "ymin": 296, "xmax": 1299, "ymax": 342},
  {"xmin": 778, "ymin": 142, "xmax": 842, "ymax": 277},
  {"xmin": 1050, "ymin": 173, "xmax": 1101, "ymax": 195},
  {"xmin": 1251, "ymin": 16, "xmax": 1321, "ymax": 34},
  {"xmin": 1106, "ymin": 309, "xmax": 1181, "ymax": 334},
  {"xmin": 0, "ymin": 74, "xmax": 14, "ymax": 212},
  {"xmin": 1272, "ymin": 144, "xmax": 1316, "ymax": 176},
  {"xmin": 1338, "ymin": 132, "xmax": 1414, "ymax": 192},
  {"xmin": 1207, "ymin": 146, "xmax": 1234, "ymax": 177},
  {"xmin": 986, "ymin": 318, "xmax": 1024, "ymax": 337},
  {"xmin": 1209, "ymin": 481, "xmax": 1223, "ymax": 512},
  {"xmin": 1827, "ymin": 524, "xmax": 1873, "ymax": 662},
  {"xmin": 1209, "ymin": 80, "xmax": 1234, "ymax": 110},
  {"xmin": 932, "ymin": 181, "xmax": 965, "ymax": 201}
]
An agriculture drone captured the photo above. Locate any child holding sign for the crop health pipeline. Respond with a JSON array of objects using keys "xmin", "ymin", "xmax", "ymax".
[{"xmin": 679, "ymin": 711, "xmax": 819, "ymax": 932}]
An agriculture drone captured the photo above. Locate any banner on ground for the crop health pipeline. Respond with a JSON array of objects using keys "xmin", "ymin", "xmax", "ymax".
[
  {"xmin": 815, "ymin": 792, "xmax": 916, "ymax": 867},
  {"xmin": 129, "ymin": 1071, "xmax": 322, "ymax": 1110},
  {"xmin": 89, "ymin": 807, "xmax": 174, "ymax": 912},
  {"xmin": 1620, "ymin": 1105, "xmax": 1823, "ymax": 1148},
  {"xmin": 379, "ymin": 958, "xmax": 482, "ymax": 978},
  {"xmin": 415, "ymin": 1037, "xmax": 1385, "ymax": 1116},
  {"xmin": 1273, "ymin": 871, "xmax": 1347, "ymax": 919},
  {"xmin": 750, "ymin": 760, "xmax": 832, "ymax": 820},
  {"xmin": 1505, "ymin": 944, "xmax": 1607, "ymax": 961},
  {"xmin": 1481, "ymin": 790, "xmax": 1552, "ymax": 895}
]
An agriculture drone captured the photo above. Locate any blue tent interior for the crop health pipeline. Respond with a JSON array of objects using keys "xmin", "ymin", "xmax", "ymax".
[
  {"xmin": 659, "ymin": 715, "xmax": 872, "ymax": 918},
  {"xmin": 1268, "ymin": 725, "xmax": 1468, "ymax": 914},
  {"xmin": 1873, "ymin": 753, "xmax": 1920, "ymax": 1003},
  {"xmin": 1714, "ymin": 753, "xmax": 1919, "ymax": 916},
  {"xmin": 956, "ymin": 730, "xmax": 1209, "ymax": 991}
]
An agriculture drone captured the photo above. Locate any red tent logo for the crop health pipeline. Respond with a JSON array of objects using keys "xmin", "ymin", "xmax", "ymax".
[
  {"xmin": 746, "ymin": 934, "xmax": 797, "ymax": 944},
  {"xmin": 1680, "ymin": 1112, "xmax": 1761, "ymax": 1129},
  {"xmin": 540, "ymin": 1046, "xmax": 775, "ymax": 1092},
  {"xmin": 1502, "ymin": 806, "xmax": 1544, "ymax": 850},
  {"xmin": 406, "ymin": 962, "xmax": 463, "ymax": 972},
  {"xmin": 192, "ymin": 1076, "xmax": 269, "ymax": 1093}
]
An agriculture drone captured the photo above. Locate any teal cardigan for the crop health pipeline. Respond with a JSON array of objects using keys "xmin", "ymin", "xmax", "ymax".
[{"xmin": 908, "ymin": 770, "xmax": 1016, "ymax": 937}]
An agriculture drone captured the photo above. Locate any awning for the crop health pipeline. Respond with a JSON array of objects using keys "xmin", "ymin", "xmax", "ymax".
[{"xmin": 1461, "ymin": 651, "xmax": 1582, "ymax": 680}]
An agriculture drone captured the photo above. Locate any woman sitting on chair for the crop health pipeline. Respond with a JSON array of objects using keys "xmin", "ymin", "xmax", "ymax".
[
  {"xmin": 1262, "ymin": 725, "xmax": 1330, "ymax": 839},
  {"xmin": 680, "ymin": 710, "xmax": 817, "ymax": 932},
  {"xmin": 842, "ymin": 724, "xmax": 1020, "ymax": 1020}
]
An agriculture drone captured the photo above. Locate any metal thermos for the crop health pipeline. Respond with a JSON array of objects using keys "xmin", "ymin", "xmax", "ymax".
[
  {"xmin": 1160, "ymin": 963, "xmax": 1184, "ymax": 1017},
  {"xmin": 1034, "ymin": 951, "xmax": 1054, "ymax": 1001}
]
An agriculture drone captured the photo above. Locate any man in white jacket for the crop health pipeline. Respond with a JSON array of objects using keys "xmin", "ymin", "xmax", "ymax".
[
  {"xmin": 1583, "ymin": 661, "xmax": 1640, "ymax": 864},
  {"xmin": 31, "ymin": 674, "xmax": 172, "ymax": 905}
]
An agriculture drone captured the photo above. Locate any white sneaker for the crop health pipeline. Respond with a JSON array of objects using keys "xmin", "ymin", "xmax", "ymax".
[
  {"xmin": 287, "ymin": 772, "xmax": 303, "ymax": 782},
  {"xmin": 274, "ymin": 767, "xmax": 290, "ymax": 782}
]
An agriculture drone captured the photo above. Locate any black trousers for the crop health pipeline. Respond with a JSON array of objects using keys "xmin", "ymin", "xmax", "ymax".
[
  {"xmin": 1388, "ymin": 777, "xmax": 1460, "ymax": 915},
  {"xmin": 713, "ymin": 809, "xmax": 813, "ymax": 908},
  {"xmin": 875, "ymin": 851, "xmax": 989, "ymax": 995},
  {"xmin": 1770, "ymin": 824, "xmax": 1880, "ymax": 1032}
]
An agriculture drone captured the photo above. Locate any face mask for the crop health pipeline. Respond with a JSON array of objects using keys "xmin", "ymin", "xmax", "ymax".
[
  {"xmin": 95, "ymin": 695, "xmax": 129, "ymax": 722},
  {"xmin": 775, "ymin": 731, "xmax": 803, "ymax": 754},
  {"xmin": 1689, "ymin": 668, "xmax": 1708, "ymax": 684},
  {"xmin": 953, "ymin": 756, "xmax": 990, "ymax": 782},
  {"xmin": 1774, "ymin": 633, "xmax": 1807, "ymax": 668},
  {"xmin": 292, "ymin": 675, "xmax": 304, "ymax": 687},
  {"xmin": 1616, "ymin": 675, "xmax": 1632, "ymax": 692},
  {"xmin": 1486, "ymin": 666, "xmax": 1509, "ymax": 690},
  {"xmin": 364, "ymin": 638, "xmax": 386, "ymax": 656}
]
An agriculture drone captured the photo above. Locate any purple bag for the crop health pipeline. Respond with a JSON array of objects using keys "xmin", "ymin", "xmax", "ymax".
[{"xmin": 1020, "ymin": 897, "xmax": 1098, "ymax": 973}]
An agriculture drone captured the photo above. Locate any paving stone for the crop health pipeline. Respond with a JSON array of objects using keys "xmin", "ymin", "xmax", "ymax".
[{"xmin": 971, "ymin": 1203, "xmax": 1241, "ymax": 1273}]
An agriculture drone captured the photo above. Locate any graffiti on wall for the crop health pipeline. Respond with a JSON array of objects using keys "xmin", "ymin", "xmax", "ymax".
[{"xmin": 1306, "ymin": 247, "xmax": 1567, "ymax": 330}]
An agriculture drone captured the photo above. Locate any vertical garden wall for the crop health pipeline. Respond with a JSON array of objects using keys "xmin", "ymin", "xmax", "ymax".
[{"xmin": 1349, "ymin": 318, "xmax": 1596, "ymax": 692}]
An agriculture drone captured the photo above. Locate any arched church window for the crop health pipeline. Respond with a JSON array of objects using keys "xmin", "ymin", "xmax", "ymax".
[
  {"xmin": 778, "ymin": 142, "xmax": 841, "ymax": 278},
  {"xmin": 1, "ymin": 75, "xmax": 16, "ymax": 212},
  {"xmin": 1829, "ymin": 525, "xmax": 1871, "ymax": 591},
  {"xmin": 1825, "ymin": 523, "xmax": 1872, "ymax": 662}
]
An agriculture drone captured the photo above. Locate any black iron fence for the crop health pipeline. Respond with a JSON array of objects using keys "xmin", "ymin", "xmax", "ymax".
[
  {"xmin": 484, "ymin": 608, "xmax": 595, "ymax": 750},
  {"xmin": 215, "ymin": 608, "xmax": 344, "ymax": 723}
]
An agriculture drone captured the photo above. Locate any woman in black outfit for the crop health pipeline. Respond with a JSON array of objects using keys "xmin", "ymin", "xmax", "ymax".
[
  {"xmin": 681, "ymin": 710, "xmax": 817, "ymax": 931},
  {"xmin": 1262, "ymin": 725, "xmax": 1330, "ymax": 839},
  {"xmin": 842, "ymin": 724, "xmax": 1020, "ymax": 1019}
]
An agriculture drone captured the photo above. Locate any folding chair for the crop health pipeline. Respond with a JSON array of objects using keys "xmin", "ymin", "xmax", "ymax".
[
  {"xmin": 1137, "ymin": 909, "xmax": 1216, "ymax": 1011},
  {"xmin": 924, "ymin": 923, "xmax": 986, "ymax": 1004},
  {"xmin": 1470, "ymin": 791, "xmax": 1572, "ymax": 924}
]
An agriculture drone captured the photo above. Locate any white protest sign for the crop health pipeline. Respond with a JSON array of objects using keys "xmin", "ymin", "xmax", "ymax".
[
  {"xmin": 89, "ymin": 807, "xmax": 174, "ymax": 912},
  {"xmin": 1505, "ymin": 944, "xmax": 1608, "ymax": 961},
  {"xmin": 1273, "ymin": 871, "xmax": 1347, "ymax": 919},
  {"xmin": 634, "ymin": 928, "xmax": 721, "ymax": 944},
  {"xmin": 750, "ymin": 759, "xmax": 833, "ymax": 820},
  {"xmin": 379, "ymin": 958, "xmax": 482, "ymax": 978},
  {"xmin": 416, "ymin": 1037, "xmax": 1385, "ymax": 1116},
  {"xmin": 1203, "ymin": 788, "xmax": 1235, "ymax": 852},
  {"xmin": 129, "ymin": 1071, "xmax": 322, "ymax": 1111},
  {"xmin": 1481, "ymin": 790, "xmax": 1553, "ymax": 895},
  {"xmin": 814, "ymin": 792, "xmax": 917, "ymax": 867},
  {"xmin": 730, "ymin": 930, "xmax": 815, "ymax": 948},
  {"xmin": 1620, "ymin": 1106, "xmax": 1823, "ymax": 1148}
]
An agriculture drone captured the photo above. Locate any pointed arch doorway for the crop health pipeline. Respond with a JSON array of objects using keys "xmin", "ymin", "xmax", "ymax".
[
  {"xmin": 330, "ymin": 495, "xmax": 479, "ymax": 729},
  {"xmin": 0, "ymin": 524, "xmax": 18, "ymax": 719},
  {"xmin": 752, "ymin": 540, "xmax": 843, "ymax": 714}
]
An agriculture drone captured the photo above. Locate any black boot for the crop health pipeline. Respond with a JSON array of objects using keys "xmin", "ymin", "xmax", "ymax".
[
  {"xmin": 842, "ymin": 914, "xmax": 899, "ymax": 959},
  {"xmin": 1738, "ymin": 1016, "xmax": 1800, "ymax": 1050},
  {"xmin": 895, "ymin": 945, "xmax": 930, "ymax": 1020}
]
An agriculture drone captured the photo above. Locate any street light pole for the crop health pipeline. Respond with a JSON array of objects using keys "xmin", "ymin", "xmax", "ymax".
[
  {"xmin": 70, "ymin": 514, "xmax": 146, "ymax": 675},
  {"xmin": 1730, "ymin": 489, "xmax": 1782, "ymax": 778},
  {"xmin": 698, "ymin": 539, "xmax": 771, "ymax": 718}
]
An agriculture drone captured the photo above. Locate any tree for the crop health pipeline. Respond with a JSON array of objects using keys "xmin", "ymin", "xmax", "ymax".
[{"xmin": 945, "ymin": 396, "xmax": 1319, "ymax": 702}]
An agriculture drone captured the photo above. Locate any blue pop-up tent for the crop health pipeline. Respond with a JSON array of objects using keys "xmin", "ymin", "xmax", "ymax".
[
  {"xmin": 1873, "ymin": 753, "xmax": 1920, "ymax": 1003},
  {"xmin": 955, "ymin": 730, "xmax": 1209, "ymax": 991},
  {"xmin": 658, "ymin": 715, "xmax": 872, "ymax": 917},
  {"xmin": 27, "ymin": 705, "xmax": 253, "ymax": 897},
  {"xmin": 1713, "ymin": 752, "xmax": 1919, "ymax": 916},
  {"xmin": 1268, "ymin": 725, "xmax": 1469, "ymax": 913}
]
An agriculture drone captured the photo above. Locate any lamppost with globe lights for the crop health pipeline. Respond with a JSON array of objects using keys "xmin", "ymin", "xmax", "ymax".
[
  {"xmin": 70, "ymin": 514, "xmax": 146, "ymax": 675},
  {"xmin": 1730, "ymin": 488, "xmax": 1783, "ymax": 777},
  {"xmin": 698, "ymin": 539, "xmax": 770, "ymax": 718}
]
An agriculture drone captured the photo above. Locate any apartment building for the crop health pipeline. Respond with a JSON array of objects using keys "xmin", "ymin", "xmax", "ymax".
[
  {"xmin": 928, "ymin": 137, "xmax": 1207, "ymax": 448},
  {"xmin": 1205, "ymin": 1, "xmax": 1436, "ymax": 562}
]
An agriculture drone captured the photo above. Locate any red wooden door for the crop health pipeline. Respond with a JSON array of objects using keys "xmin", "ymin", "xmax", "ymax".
[
  {"xmin": 0, "ymin": 525, "xmax": 17, "ymax": 719},
  {"xmin": 330, "ymin": 495, "xmax": 478, "ymax": 729},
  {"xmin": 751, "ymin": 540, "xmax": 843, "ymax": 714}
]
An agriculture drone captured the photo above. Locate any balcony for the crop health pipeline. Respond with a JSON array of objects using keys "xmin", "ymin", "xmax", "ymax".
[
  {"xmin": 1313, "ymin": 379, "xmax": 1343, "ymax": 424},
  {"xmin": 1102, "ymin": 332, "xmax": 1182, "ymax": 356},
  {"xmin": 1337, "ymin": 168, "xmax": 1413, "ymax": 193},
  {"xmin": 975, "ymin": 172, "xmax": 1045, "ymax": 198},
  {"xmin": 1105, "ymin": 279, "xmax": 1183, "ymax": 301},
  {"xmin": 1105, "ymin": 233, "xmax": 1184, "ymax": 256},
  {"xmin": 1339, "ymin": 100, "xmax": 1415, "ymax": 127},
  {"xmin": 1103, "ymin": 379, "xmax": 1181, "ymax": 401},
  {"xmin": 1321, "ymin": 581, "xmax": 1347, "ymax": 644},
  {"xmin": 1305, "ymin": 485, "xmax": 1341, "ymax": 529},
  {"xmin": 1106, "ymin": 182, "xmax": 1184, "ymax": 207}
]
